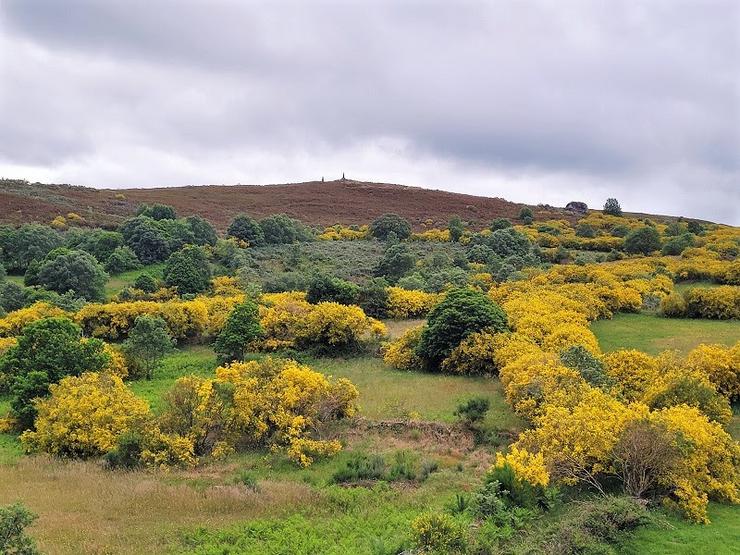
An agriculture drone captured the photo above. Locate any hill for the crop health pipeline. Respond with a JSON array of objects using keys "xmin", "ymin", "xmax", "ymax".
[{"xmin": 0, "ymin": 178, "xmax": 593, "ymax": 231}]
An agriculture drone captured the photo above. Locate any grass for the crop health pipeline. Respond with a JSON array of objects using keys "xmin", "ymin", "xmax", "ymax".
[
  {"xmin": 623, "ymin": 503, "xmax": 740, "ymax": 555},
  {"xmin": 674, "ymin": 280, "xmax": 724, "ymax": 294},
  {"xmin": 591, "ymin": 312, "xmax": 740, "ymax": 356},
  {"xmin": 104, "ymin": 263, "xmax": 165, "ymax": 299},
  {"xmin": 382, "ymin": 318, "xmax": 425, "ymax": 339}
]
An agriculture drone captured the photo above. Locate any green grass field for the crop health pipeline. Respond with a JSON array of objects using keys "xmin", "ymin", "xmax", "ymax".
[{"xmin": 591, "ymin": 312, "xmax": 739, "ymax": 355}]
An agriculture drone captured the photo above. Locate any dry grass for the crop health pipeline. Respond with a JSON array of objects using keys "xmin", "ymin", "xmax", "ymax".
[
  {"xmin": 382, "ymin": 318, "xmax": 425, "ymax": 339},
  {"xmin": 0, "ymin": 456, "xmax": 318, "ymax": 554}
]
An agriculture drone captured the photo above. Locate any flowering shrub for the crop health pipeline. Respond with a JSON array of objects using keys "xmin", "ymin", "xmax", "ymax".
[
  {"xmin": 382, "ymin": 325, "xmax": 424, "ymax": 371},
  {"xmin": 686, "ymin": 343, "xmax": 740, "ymax": 401},
  {"xmin": 684, "ymin": 286, "xmax": 740, "ymax": 319},
  {"xmin": 385, "ymin": 287, "xmax": 440, "ymax": 319},
  {"xmin": 493, "ymin": 446, "xmax": 550, "ymax": 488},
  {"xmin": 603, "ymin": 350, "xmax": 659, "ymax": 402},
  {"xmin": 317, "ymin": 225, "xmax": 369, "ymax": 241},
  {"xmin": 0, "ymin": 302, "xmax": 67, "ymax": 337},
  {"xmin": 410, "ymin": 228, "xmax": 451, "ymax": 242},
  {"xmin": 440, "ymin": 330, "xmax": 500, "ymax": 375}
]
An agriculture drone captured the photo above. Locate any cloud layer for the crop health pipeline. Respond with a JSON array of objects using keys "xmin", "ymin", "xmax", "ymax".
[{"xmin": 1, "ymin": 1, "xmax": 738, "ymax": 223}]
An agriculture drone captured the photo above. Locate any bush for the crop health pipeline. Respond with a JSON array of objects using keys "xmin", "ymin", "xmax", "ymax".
[
  {"xmin": 213, "ymin": 300, "xmax": 262, "ymax": 362},
  {"xmin": 122, "ymin": 315, "xmax": 175, "ymax": 380},
  {"xmin": 375, "ymin": 243, "xmax": 415, "ymax": 282},
  {"xmin": 490, "ymin": 218, "xmax": 512, "ymax": 231},
  {"xmin": 624, "ymin": 226, "xmax": 661, "ymax": 255},
  {"xmin": 104, "ymin": 246, "xmax": 141, "ymax": 274},
  {"xmin": 227, "ymin": 214, "xmax": 265, "ymax": 246},
  {"xmin": 134, "ymin": 273, "xmax": 159, "ymax": 293},
  {"xmin": 357, "ymin": 278, "xmax": 389, "ymax": 318},
  {"xmin": 306, "ymin": 273, "xmax": 360, "ymax": 305},
  {"xmin": 119, "ymin": 216, "xmax": 172, "ymax": 263},
  {"xmin": 0, "ymin": 282, "xmax": 26, "ymax": 313},
  {"xmin": 454, "ymin": 396, "xmax": 490, "ymax": 427},
  {"xmin": 603, "ymin": 198, "xmax": 622, "ymax": 216},
  {"xmin": 417, "ymin": 288, "xmax": 508, "ymax": 370},
  {"xmin": 369, "ymin": 213, "xmax": 411, "ymax": 241},
  {"xmin": 185, "ymin": 215, "xmax": 218, "ymax": 246},
  {"xmin": 559, "ymin": 345, "xmax": 612, "ymax": 388},
  {"xmin": 0, "ymin": 502, "xmax": 40, "ymax": 555},
  {"xmin": 260, "ymin": 214, "xmax": 311, "ymax": 244},
  {"xmin": 489, "ymin": 228, "xmax": 531, "ymax": 258},
  {"xmin": 448, "ymin": 216, "xmax": 464, "ymax": 242},
  {"xmin": 104, "ymin": 430, "xmax": 144, "ymax": 469},
  {"xmin": 37, "ymin": 249, "xmax": 108, "ymax": 301},
  {"xmin": 0, "ymin": 223, "xmax": 63, "ymax": 272},
  {"xmin": 332, "ymin": 452, "xmax": 387, "ymax": 483},
  {"xmin": 684, "ymin": 286, "xmax": 740, "ymax": 319},
  {"xmin": 660, "ymin": 292, "xmax": 687, "ymax": 317},
  {"xmin": 411, "ymin": 512, "xmax": 467, "ymax": 554},
  {"xmin": 661, "ymin": 233, "xmax": 694, "ymax": 255},
  {"xmin": 519, "ymin": 207, "xmax": 534, "ymax": 225},
  {"xmin": 137, "ymin": 203, "xmax": 177, "ymax": 220},
  {"xmin": 163, "ymin": 245, "xmax": 211, "ymax": 296}
]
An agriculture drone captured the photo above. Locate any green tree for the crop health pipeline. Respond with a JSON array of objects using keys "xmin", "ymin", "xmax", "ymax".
[
  {"xmin": 213, "ymin": 300, "xmax": 262, "ymax": 362},
  {"xmin": 122, "ymin": 315, "xmax": 174, "ymax": 380},
  {"xmin": 69, "ymin": 229, "xmax": 125, "ymax": 263},
  {"xmin": 661, "ymin": 233, "xmax": 694, "ymax": 256},
  {"xmin": 227, "ymin": 214, "xmax": 265, "ymax": 246},
  {"xmin": 489, "ymin": 228, "xmax": 531, "ymax": 258},
  {"xmin": 603, "ymin": 198, "xmax": 623, "ymax": 216},
  {"xmin": 624, "ymin": 226, "xmax": 661, "ymax": 255},
  {"xmin": 519, "ymin": 207, "xmax": 534, "ymax": 225},
  {"xmin": 448, "ymin": 216, "xmax": 464, "ymax": 242},
  {"xmin": 260, "ymin": 214, "xmax": 311, "ymax": 244},
  {"xmin": 136, "ymin": 203, "xmax": 177, "ymax": 220},
  {"xmin": 375, "ymin": 243, "xmax": 416, "ymax": 283},
  {"xmin": 369, "ymin": 213, "xmax": 412, "ymax": 241},
  {"xmin": 490, "ymin": 217, "xmax": 512, "ymax": 231},
  {"xmin": 0, "ymin": 282, "xmax": 26, "ymax": 312},
  {"xmin": 417, "ymin": 288, "xmax": 508, "ymax": 370},
  {"xmin": 358, "ymin": 277, "xmax": 390, "ymax": 318},
  {"xmin": 163, "ymin": 245, "xmax": 211, "ymax": 295},
  {"xmin": 120, "ymin": 216, "xmax": 171, "ymax": 263},
  {"xmin": 186, "ymin": 215, "xmax": 218, "ymax": 246},
  {"xmin": 133, "ymin": 273, "xmax": 159, "ymax": 293},
  {"xmin": 37, "ymin": 249, "xmax": 108, "ymax": 301},
  {"xmin": 104, "ymin": 246, "xmax": 141, "ymax": 274},
  {"xmin": 0, "ymin": 502, "xmax": 40, "ymax": 555},
  {"xmin": 306, "ymin": 273, "xmax": 360, "ymax": 305},
  {"xmin": 0, "ymin": 224, "xmax": 63, "ymax": 272},
  {"xmin": 2, "ymin": 317, "xmax": 110, "ymax": 429}
]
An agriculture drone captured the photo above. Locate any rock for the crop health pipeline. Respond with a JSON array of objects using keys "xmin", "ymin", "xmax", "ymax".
[{"xmin": 566, "ymin": 201, "xmax": 588, "ymax": 213}]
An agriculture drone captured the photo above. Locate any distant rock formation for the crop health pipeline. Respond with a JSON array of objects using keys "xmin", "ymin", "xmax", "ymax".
[{"xmin": 566, "ymin": 201, "xmax": 588, "ymax": 214}]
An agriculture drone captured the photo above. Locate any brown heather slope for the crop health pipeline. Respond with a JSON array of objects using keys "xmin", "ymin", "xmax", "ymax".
[{"xmin": 0, "ymin": 178, "xmax": 690, "ymax": 230}]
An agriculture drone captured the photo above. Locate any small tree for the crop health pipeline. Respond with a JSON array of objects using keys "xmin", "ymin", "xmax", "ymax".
[
  {"xmin": 227, "ymin": 214, "xmax": 265, "ymax": 246},
  {"xmin": 0, "ymin": 502, "xmax": 40, "ymax": 555},
  {"xmin": 306, "ymin": 273, "xmax": 360, "ymax": 305},
  {"xmin": 123, "ymin": 315, "xmax": 174, "ymax": 380},
  {"xmin": 104, "ymin": 246, "xmax": 141, "ymax": 274},
  {"xmin": 375, "ymin": 243, "xmax": 416, "ymax": 283},
  {"xmin": 185, "ymin": 215, "xmax": 218, "ymax": 246},
  {"xmin": 213, "ymin": 300, "xmax": 262, "ymax": 362},
  {"xmin": 454, "ymin": 396, "xmax": 491, "ymax": 428},
  {"xmin": 163, "ymin": 245, "xmax": 211, "ymax": 295},
  {"xmin": 37, "ymin": 249, "xmax": 108, "ymax": 301},
  {"xmin": 603, "ymin": 198, "xmax": 622, "ymax": 217},
  {"xmin": 624, "ymin": 226, "xmax": 661, "ymax": 255},
  {"xmin": 136, "ymin": 203, "xmax": 177, "ymax": 220},
  {"xmin": 519, "ymin": 207, "xmax": 534, "ymax": 225},
  {"xmin": 133, "ymin": 272, "xmax": 159, "ymax": 293},
  {"xmin": 369, "ymin": 214, "xmax": 412, "ymax": 241},
  {"xmin": 448, "ymin": 216, "xmax": 464, "ymax": 242},
  {"xmin": 357, "ymin": 277, "xmax": 390, "ymax": 318}
]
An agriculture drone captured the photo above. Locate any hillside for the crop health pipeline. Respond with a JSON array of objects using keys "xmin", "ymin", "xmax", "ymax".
[{"xmin": 1, "ymin": 178, "xmax": 595, "ymax": 231}]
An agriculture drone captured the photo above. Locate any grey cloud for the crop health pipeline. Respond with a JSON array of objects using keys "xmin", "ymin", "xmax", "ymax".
[{"xmin": 0, "ymin": 0, "xmax": 737, "ymax": 223}]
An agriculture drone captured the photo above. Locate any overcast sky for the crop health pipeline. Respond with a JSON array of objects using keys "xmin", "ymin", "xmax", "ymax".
[{"xmin": 1, "ymin": 1, "xmax": 738, "ymax": 224}]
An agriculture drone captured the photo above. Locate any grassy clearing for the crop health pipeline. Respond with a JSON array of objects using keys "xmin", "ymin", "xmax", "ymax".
[
  {"xmin": 591, "ymin": 312, "xmax": 739, "ymax": 356},
  {"xmin": 105, "ymin": 262, "xmax": 165, "ymax": 299},
  {"xmin": 382, "ymin": 318, "xmax": 425, "ymax": 340},
  {"xmin": 674, "ymin": 280, "xmax": 724, "ymax": 294},
  {"xmin": 623, "ymin": 503, "xmax": 740, "ymax": 555}
]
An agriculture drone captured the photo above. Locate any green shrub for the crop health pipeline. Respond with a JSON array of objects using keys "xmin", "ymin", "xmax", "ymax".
[
  {"xmin": 133, "ymin": 272, "xmax": 159, "ymax": 293},
  {"xmin": 105, "ymin": 246, "xmax": 141, "ymax": 274},
  {"xmin": 213, "ymin": 300, "xmax": 262, "ymax": 363},
  {"xmin": 369, "ymin": 214, "xmax": 411, "ymax": 241},
  {"xmin": 560, "ymin": 345, "xmax": 612, "ymax": 388},
  {"xmin": 163, "ymin": 245, "xmax": 212, "ymax": 295},
  {"xmin": 0, "ymin": 502, "xmax": 40, "ymax": 555},
  {"xmin": 357, "ymin": 278, "xmax": 390, "ymax": 318},
  {"xmin": 411, "ymin": 512, "xmax": 467, "ymax": 554},
  {"xmin": 624, "ymin": 226, "xmax": 661, "ymax": 255},
  {"xmin": 490, "ymin": 218, "xmax": 512, "ymax": 231},
  {"xmin": 233, "ymin": 470, "xmax": 259, "ymax": 492},
  {"xmin": 227, "ymin": 214, "xmax": 265, "ymax": 247},
  {"xmin": 375, "ymin": 243, "xmax": 415, "ymax": 283},
  {"xmin": 136, "ymin": 203, "xmax": 177, "ymax": 220},
  {"xmin": 332, "ymin": 453, "xmax": 388, "ymax": 483},
  {"xmin": 104, "ymin": 430, "xmax": 144, "ymax": 469},
  {"xmin": 37, "ymin": 249, "xmax": 108, "ymax": 301},
  {"xmin": 306, "ymin": 273, "xmax": 360, "ymax": 305},
  {"xmin": 454, "ymin": 396, "xmax": 491, "ymax": 427},
  {"xmin": 387, "ymin": 450, "xmax": 418, "ymax": 481}
]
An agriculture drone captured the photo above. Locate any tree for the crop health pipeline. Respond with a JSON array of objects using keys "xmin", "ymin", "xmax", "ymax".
[
  {"xmin": 213, "ymin": 300, "xmax": 262, "ymax": 362},
  {"xmin": 2, "ymin": 317, "xmax": 110, "ymax": 430},
  {"xmin": 306, "ymin": 273, "xmax": 360, "ymax": 305},
  {"xmin": 37, "ymin": 249, "xmax": 108, "ymax": 301},
  {"xmin": 0, "ymin": 223, "xmax": 63, "ymax": 272},
  {"xmin": 603, "ymin": 198, "xmax": 622, "ymax": 216},
  {"xmin": 120, "ymin": 216, "xmax": 171, "ymax": 263},
  {"xmin": 260, "ymin": 214, "xmax": 311, "ymax": 244},
  {"xmin": 133, "ymin": 272, "xmax": 159, "ymax": 293},
  {"xmin": 163, "ymin": 245, "xmax": 211, "ymax": 295},
  {"xmin": 186, "ymin": 215, "xmax": 218, "ymax": 246},
  {"xmin": 661, "ymin": 233, "xmax": 694, "ymax": 256},
  {"xmin": 70, "ymin": 229, "xmax": 125, "ymax": 263},
  {"xmin": 417, "ymin": 288, "xmax": 508, "ymax": 370},
  {"xmin": 357, "ymin": 277, "xmax": 390, "ymax": 318},
  {"xmin": 136, "ymin": 203, "xmax": 177, "ymax": 220},
  {"xmin": 375, "ymin": 243, "xmax": 415, "ymax": 283},
  {"xmin": 0, "ymin": 502, "xmax": 40, "ymax": 555},
  {"xmin": 227, "ymin": 214, "xmax": 265, "ymax": 246},
  {"xmin": 489, "ymin": 227, "xmax": 531, "ymax": 258},
  {"xmin": 0, "ymin": 282, "xmax": 26, "ymax": 312},
  {"xmin": 369, "ymin": 214, "xmax": 411, "ymax": 241},
  {"xmin": 448, "ymin": 216, "xmax": 464, "ymax": 242},
  {"xmin": 624, "ymin": 226, "xmax": 661, "ymax": 255},
  {"xmin": 104, "ymin": 246, "xmax": 141, "ymax": 274},
  {"xmin": 519, "ymin": 207, "xmax": 534, "ymax": 225},
  {"xmin": 490, "ymin": 217, "xmax": 512, "ymax": 231},
  {"xmin": 122, "ymin": 315, "xmax": 174, "ymax": 380}
]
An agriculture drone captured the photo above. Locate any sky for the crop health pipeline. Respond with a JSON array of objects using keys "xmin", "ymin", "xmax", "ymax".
[{"xmin": 0, "ymin": 1, "xmax": 738, "ymax": 224}]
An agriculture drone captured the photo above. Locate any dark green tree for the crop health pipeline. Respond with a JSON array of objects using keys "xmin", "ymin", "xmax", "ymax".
[
  {"xmin": 358, "ymin": 277, "xmax": 390, "ymax": 318},
  {"xmin": 369, "ymin": 213, "xmax": 412, "ymax": 241},
  {"xmin": 260, "ymin": 214, "xmax": 311, "ymax": 244},
  {"xmin": 624, "ymin": 226, "xmax": 661, "ymax": 255},
  {"xmin": 0, "ymin": 502, "xmax": 40, "ymax": 555},
  {"xmin": 490, "ymin": 218, "xmax": 512, "ymax": 231},
  {"xmin": 136, "ymin": 203, "xmax": 177, "ymax": 220},
  {"xmin": 163, "ymin": 245, "xmax": 212, "ymax": 295},
  {"xmin": 306, "ymin": 273, "xmax": 360, "ymax": 305},
  {"xmin": 227, "ymin": 214, "xmax": 265, "ymax": 246},
  {"xmin": 0, "ymin": 224, "xmax": 63, "ymax": 272},
  {"xmin": 489, "ymin": 228, "xmax": 531, "ymax": 258},
  {"xmin": 603, "ymin": 198, "xmax": 623, "ymax": 216},
  {"xmin": 37, "ymin": 249, "xmax": 108, "ymax": 301},
  {"xmin": 448, "ymin": 216, "xmax": 464, "ymax": 242},
  {"xmin": 661, "ymin": 233, "xmax": 694, "ymax": 256},
  {"xmin": 122, "ymin": 315, "xmax": 174, "ymax": 380},
  {"xmin": 213, "ymin": 300, "xmax": 262, "ymax": 362},
  {"xmin": 104, "ymin": 246, "xmax": 141, "ymax": 274},
  {"xmin": 186, "ymin": 215, "xmax": 218, "ymax": 246},
  {"xmin": 120, "ymin": 216, "xmax": 171, "ymax": 263},
  {"xmin": 0, "ymin": 282, "xmax": 26, "ymax": 312},
  {"xmin": 518, "ymin": 207, "xmax": 534, "ymax": 225},
  {"xmin": 417, "ymin": 288, "xmax": 508, "ymax": 370},
  {"xmin": 375, "ymin": 243, "xmax": 416, "ymax": 283},
  {"xmin": 133, "ymin": 272, "xmax": 159, "ymax": 293}
]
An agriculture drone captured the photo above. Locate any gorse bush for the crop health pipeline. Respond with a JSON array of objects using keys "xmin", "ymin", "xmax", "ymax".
[{"xmin": 0, "ymin": 502, "xmax": 40, "ymax": 555}]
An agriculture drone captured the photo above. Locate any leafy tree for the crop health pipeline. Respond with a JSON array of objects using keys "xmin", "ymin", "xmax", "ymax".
[
  {"xmin": 133, "ymin": 272, "xmax": 159, "ymax": 293},
  {"xmin": 3, "ymin": 317, "xmax": 110, "ymax": 429},
  {"xmin": 603, "ymin": 198, "xmax": 623, "ymax": 216},
  {"xmin": 357, "ymin": 277, "xmax": 390, "ymax": 318},
  {"xmin": 136, "ymin": 203, "xmax": 177, "ymax": 220},
  {"xmin": 417, "ymin": 288, "xmax": 508, "ymax": 370},
  {"xmin": 0, "ymin": 261, "xmax": 6, "ymax": 283},
  {"xmin": 519, "ymin": 207, "xmax": 534, "ymax": 225},
  {"xmin": 306, "ymin": 273, "xmax": 360, "ymax": 305},
  {"xmin": 0, "ymin": 224, "xmax": 63, "ymax": 272},
  {"xmin": 37, "ymin": 249, "xmax": 108, "ymax": 301},
  {"xmin": 0, "ymin": 502, "xmax": 40, "ymax": 555},
  {"xmin": 227, "ymin": 214, "xmax": 265, "ymax": 246},
  {"xmin": 448, "ymin": 216, "xmax": 464, "ymax": 242},
  {"xmin": 375, "ymin": 243, "xmax": 415, "ymax": 283},
  {"xmin": 163, "ymin": 245, "xmax": 211, "ymax": 295},
  {"xmin": 661, "ymin": 233, "xmax": 694, "ymax": 255},
  {"xmin": 489, "ymin": 227, "xmax": 531, "ymax": 258},
  {"xmin": 369, "ymin": 213, "xmax": 411, "ymax": 241},
  {"xmin": 68, "ymin": 229, "xmax": 125, "ymax": 263},
  {"xmin": 490, "ymin": 217, "xmax": 512, "ymax": 231},
  {"xmin": 120, "ymin": 216, "xmax": 171, "ymax": 263},
  {"xmin": 213, "ymin": 300, "xmax": 262, "ymax": 362},
  {"xmin": 104, "ymin": 246, "xmax": 141, "ymax": 274},
  {"xmin": 624, "ymin": 226, "xmax": 661, "ymax": 255},
  {"xmin": 610, "ymin": 224, "xmax": 630, "ymax": 238},
  {"xmin": 686, "ymin": 220, "xmax": 704, "ymax": 235},
  {"xmin": 0, "ymin": 281, "xmax": 26, "ymax": 312},
  {"xmin": 157, "ymin": 219, "xmax": 196, "ymax": 252},
  {"xmin": 122, "ymin": 315, "xmax": 174, "ymax": 380},
  {"xmin": 186, "ymin": 215, "xmax": 218, "ymax": 246},
  {"xmin": 260, "ymin": 214, "xmax": 311, "ymax": 244}
]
